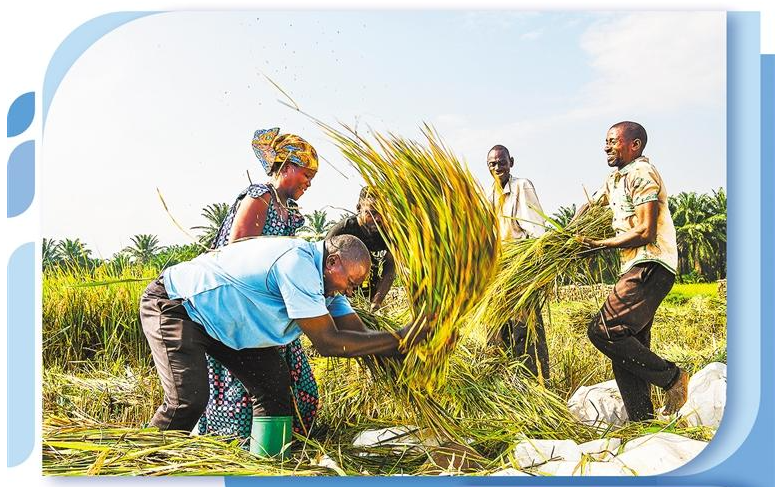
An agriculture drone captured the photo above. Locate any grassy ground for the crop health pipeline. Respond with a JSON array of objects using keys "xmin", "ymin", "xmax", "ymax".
[
  {"xmin": 546, "ymin": 285, "xmax": 725, "ymax": 399},
  {"xmin": 42, "ymin": 266, "xmax": 725, "ymax": 475},
  {"xmin": 663, "ymin": 283, "xmax": 720, "ymax": 305}
]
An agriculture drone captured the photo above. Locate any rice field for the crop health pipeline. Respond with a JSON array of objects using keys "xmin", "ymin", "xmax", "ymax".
[
  {"xmin": 42, "ymin": 262, "xmax": 725, "ymax": 476},
  {"xmin": 41, "ymin": 124, "xmax": 724, "ymax": 476}
]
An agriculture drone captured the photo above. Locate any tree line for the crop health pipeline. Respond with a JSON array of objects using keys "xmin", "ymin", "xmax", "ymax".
[
  {"xmin": 43, "ymin": 189, "xmax": 726, "ymax": 283},
  {"xmin": 42, "ymin": 205, "xmax": 339, "ymax": 273}
]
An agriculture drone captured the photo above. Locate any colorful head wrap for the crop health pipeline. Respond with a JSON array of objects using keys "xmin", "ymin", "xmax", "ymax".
[{"xmin": 252, "ymin": 127, "xmax": 319, "ymax": 175}]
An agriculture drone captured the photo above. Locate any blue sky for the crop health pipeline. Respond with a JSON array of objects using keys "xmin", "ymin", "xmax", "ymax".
[{"xmin": 42, "ymin": 11, "xmax": 726, "ymax": 257}]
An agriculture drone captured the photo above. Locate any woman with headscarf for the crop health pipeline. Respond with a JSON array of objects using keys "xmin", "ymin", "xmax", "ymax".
[{"xmin": 197, "ymin": 127, "xmax": 320, "ymax": 443}]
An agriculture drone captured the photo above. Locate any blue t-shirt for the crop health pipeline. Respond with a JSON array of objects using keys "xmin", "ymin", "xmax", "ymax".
[{"xmin": 162, "ymin": 237, "xmax": 354, "ymax": 350}]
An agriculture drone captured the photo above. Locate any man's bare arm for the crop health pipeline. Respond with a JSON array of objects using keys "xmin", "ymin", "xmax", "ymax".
[
  {"xmin": 581, "ymin": 200, "xmax": 658, "ymax": 249},
  {"xmin": 296, "ymin": 313, "xmax": 428, "ymax": 358},
  {"xmin": 369, "ymin": 253, "xmax": 396, "ymax": 310}
]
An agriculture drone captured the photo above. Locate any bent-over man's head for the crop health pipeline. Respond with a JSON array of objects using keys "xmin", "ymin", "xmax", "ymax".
[
  {"xmin": 487, "ymin": 144, "xmax": 514, "ymax": 187},
  {"xmin": 605, "ymin": 121, "xmax": 647, "ymax": 168},
  {"xmin": 323, "ymin": 234, "xmax": 371, "ymax": 297}
]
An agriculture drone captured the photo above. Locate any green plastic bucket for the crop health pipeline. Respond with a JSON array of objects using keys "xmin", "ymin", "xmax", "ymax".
[{"xmin": 249, "ymin": 416, "xmax": 292, "ymax": 459}]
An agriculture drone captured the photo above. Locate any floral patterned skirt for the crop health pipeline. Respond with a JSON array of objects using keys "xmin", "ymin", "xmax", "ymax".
[{"xmin": 197, "ymin": 338, "xmax": 319, "ymax": 445}]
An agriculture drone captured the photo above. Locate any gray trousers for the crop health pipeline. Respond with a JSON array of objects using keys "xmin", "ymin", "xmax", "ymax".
[{"xmin": 139, "ymin": 277, "xmax": 291, "ymax": 431}]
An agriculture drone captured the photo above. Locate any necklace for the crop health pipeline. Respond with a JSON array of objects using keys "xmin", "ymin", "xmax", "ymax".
[{"xmin": 267, "ymin": 183, "xmax": 290, "ymax": 222}]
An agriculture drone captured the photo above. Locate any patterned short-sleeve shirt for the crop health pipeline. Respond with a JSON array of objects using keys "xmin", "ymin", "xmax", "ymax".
[{"xmin": 593, "ymin": 156, "xmax": 678, "ymax": 275}]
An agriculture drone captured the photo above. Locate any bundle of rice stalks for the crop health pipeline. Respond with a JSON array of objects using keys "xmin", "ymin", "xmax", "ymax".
[
  {"xmin": 316, "ymin": 306, "xmax": 600, "ymax": 454},
  {"xmin": 42, "ymin": 417, "xmax": 332, "ymax": 476},
  {"xmin": 321, "ymin": 123, "xmax": 500, "ymax": 392},
  {"xmin": 316, "ymin": 301, "xmax": 461, "ymax": 441},
  {"xmin": 470, "ymin": 204, "xmax": 616, "ymax": 344}
]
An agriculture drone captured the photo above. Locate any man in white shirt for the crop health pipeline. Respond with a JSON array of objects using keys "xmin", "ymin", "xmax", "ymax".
[{"xmin": 487, "ymin": 144, "xmax": 550, "ymax": 380}]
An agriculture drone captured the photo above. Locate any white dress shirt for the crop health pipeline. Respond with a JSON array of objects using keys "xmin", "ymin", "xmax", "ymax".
[{"xmin": 489, "ymin": 175, "xmax": 547, "ymax": 241}]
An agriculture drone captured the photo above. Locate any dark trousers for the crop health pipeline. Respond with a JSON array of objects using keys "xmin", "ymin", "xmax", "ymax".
[
  {"xmin": 587, "ymin": 262, "xmax": 679, "ymax": 421},
  {"xmin": 139, "ymin": 277, "xmax": 291, "ymax": 431},
  {"xmin": 497, "ymin": 307, "xmax": 551, "ymax": 380}
]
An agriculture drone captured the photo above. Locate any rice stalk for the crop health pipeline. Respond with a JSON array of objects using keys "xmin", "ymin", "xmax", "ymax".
[
  {"xmin": 42, "ymin": 417, "xmax": 332, "ymax": 476},
  {"xmin": 470, "ymin": 204, "xmax": 616, "ymax": 344},
  {"xmin": 320, "ymin": 123, "xmax": 501, "ymax": 393}
]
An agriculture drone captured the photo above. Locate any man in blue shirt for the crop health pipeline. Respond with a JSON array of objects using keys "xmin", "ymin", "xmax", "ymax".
[{"xmin": 140, "ymin": 234, "xmax": 424, "ymax": 431}]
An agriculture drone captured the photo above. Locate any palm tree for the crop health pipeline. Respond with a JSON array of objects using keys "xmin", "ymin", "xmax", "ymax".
[
  {"xmin": 58, "ymin": 238, "xmax": 92, "ymax": 269},
  {"xmin": 42, "ymin": 238, "xmax": 61, "ymax": 270},
  {"xmin": 108, "ymin": 252, "xmax": 132, "ymax": 274},
  {"xmin": 191, "ymin": 203, "xmax": 230, "ymax": 248},
  {"xmin": 298, "ymin": 210, "xmax": 336, "ymax": 241},
  {"xmin": 124, "ymin": 234, "xmax": 164, "ymax": 265},
  {"xmin": 705, "ymin": 188, "xmax": 727, "ymax": 279},
  {"xmin": 669, "ymin": 191, "xmax": 726, "ymax": 281}
]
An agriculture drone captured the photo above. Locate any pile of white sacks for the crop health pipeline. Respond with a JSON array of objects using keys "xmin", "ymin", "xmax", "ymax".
[{"xmin": 340, "ymin": 362, "xmax": 726, "ymax": 477}]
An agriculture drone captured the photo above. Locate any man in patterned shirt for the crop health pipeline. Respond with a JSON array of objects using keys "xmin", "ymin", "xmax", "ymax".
[{"xmin": 577, "ymin": 121, "xmax": 689, "ymax": 422}]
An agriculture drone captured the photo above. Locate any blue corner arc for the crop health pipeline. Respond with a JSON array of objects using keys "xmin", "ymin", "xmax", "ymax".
[{"xmin": 42, "ymin": 11, "xmax": 161, "ymax": 133}]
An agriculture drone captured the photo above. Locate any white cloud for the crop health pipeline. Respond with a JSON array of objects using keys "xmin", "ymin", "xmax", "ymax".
[
  {"xmin": 520, "ymin": 29, "xmax": 543, "ymax": 40},
  {"xmin": 576, "ymin": 12, "xmax": 725, "ymax": 116}
]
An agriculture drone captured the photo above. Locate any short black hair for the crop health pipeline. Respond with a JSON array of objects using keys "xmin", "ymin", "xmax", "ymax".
[
  {"xmin": 611, "ymin": 121, "xmax": 648, "ymax": 151},
  {"xmin": 326, "ymin": 234, "xmax": 371, "ymax": 268},
  {"xmin": 489, "ymin": 144, "xmax": 511, "ymax": 158}
]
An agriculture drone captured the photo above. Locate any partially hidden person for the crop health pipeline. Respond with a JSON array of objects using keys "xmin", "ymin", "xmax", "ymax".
[
  {"xmin": 326, "ymin": 187, "xmax": 396, "ymax": 312},
  {"xmin": 486, "ymin": 144, "xmax": 550, "ymax": 380}
]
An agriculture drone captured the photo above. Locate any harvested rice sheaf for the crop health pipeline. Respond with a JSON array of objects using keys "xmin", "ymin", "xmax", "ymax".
[
  {"xmin": 471, "ymin": 204, "xmax": 616, "ymax": 344},
  {"xmin": 316, "ymin": 302, "xmax": 599, "ymax": 449},
  {"xmin": 322, "ymin": 123, "xmax": 501, "ymax": 393}
]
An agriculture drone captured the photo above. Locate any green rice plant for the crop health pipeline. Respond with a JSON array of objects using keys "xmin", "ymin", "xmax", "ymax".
[
  {"xmin": 664, "ymin": 282, "xmax": 719, "ymax": 305},
  {"xmin": 321, "ymin": 123, "xmax": 501, "ymax": 392},
  {"xmin": 43, "ymin": 263, "xmax": 159, "ymax": 371}
]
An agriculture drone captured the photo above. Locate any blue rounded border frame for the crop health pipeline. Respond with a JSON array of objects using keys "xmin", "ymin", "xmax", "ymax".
[
  {"xmin": 9, "ymin": 8, "xmax": 769, "ymax": 486},
  {"xmin": 41, "ymin": 11, "xmax": 160, "ymax": 133}
]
